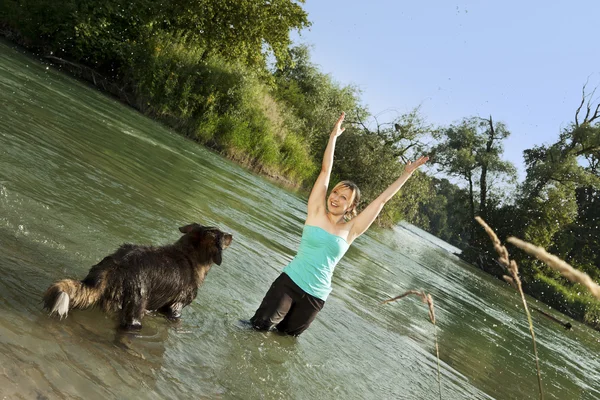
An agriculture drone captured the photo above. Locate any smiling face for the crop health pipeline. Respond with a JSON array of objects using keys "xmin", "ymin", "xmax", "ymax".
[{"xmin": 327, "ymin": 182, "xmax": 360, "ymax": 218}]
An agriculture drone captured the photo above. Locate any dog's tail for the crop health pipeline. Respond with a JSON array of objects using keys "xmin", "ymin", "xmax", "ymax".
[{"xmin": 43, "ymin": 279, "xmax": 103, "ymax": 319}]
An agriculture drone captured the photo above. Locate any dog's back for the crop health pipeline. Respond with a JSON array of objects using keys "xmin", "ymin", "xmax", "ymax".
[
  {"xmin": 43, "ymin": 224, "xmax": 232, "ymax": 330},
  {"xmin": 91, "ymin": 243, "xmax": 201, "ymax": 313}
]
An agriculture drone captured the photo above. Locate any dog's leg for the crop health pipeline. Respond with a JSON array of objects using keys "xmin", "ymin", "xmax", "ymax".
[{"xmin": 119, "ymin": 284, "xmax": 147, "ymax": 331}]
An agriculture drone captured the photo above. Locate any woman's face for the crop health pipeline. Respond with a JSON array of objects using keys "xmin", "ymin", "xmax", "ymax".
[{"xmin": 327, "ymin": 186, "xmax": 355, "ymax": 216}]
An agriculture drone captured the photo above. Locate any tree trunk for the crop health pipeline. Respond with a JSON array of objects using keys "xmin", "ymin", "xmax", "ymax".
[
  {"xmin": 468, "ymin": 171, "xmax": 476, "ymax": 241},
  {"xmin": 479, "ymin": 116, "xmax": 495, "ymax": 219},
  {"xmin": 479, "ymin": 167, "xmax": 488, "ymax": 219}
]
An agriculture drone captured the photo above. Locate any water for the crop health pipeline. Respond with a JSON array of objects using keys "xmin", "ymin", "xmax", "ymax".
[{"xmin": 1, "ymin": 40, "xmax": 599, "ymax": 399}]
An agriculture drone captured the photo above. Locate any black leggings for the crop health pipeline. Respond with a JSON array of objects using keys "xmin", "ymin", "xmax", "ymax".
[{"xmin": 250, "ymin": 273, "xmax": 325, "ymax": 337}]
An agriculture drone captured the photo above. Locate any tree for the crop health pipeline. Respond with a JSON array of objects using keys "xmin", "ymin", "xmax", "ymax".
[
  {"xmin": 477, "ymin": 116, "xmax": 515, "ymax": 219},
  {"xmin": 419, "ymin": 177, "xmax": 472, "ymax": 248},
  {"xmin": 516, "ymin": 85, "xmax": 600, "ymax": 277},
  {"xmin": 1, "ymin": 0, "xmax": 310, "ymax": 73},
  {"xmin": 163, "ymin": 0, "xmax": 310, "ymax": 68},
  {"xmin": 431, "ymin": 116, "xmax": 516, "ymax": 240},
  {"xmin": 523, "ymin": 84, "xmax": 600, "ymax": 201}
]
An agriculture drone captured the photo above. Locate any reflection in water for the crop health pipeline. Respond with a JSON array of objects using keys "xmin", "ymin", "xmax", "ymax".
[{"xmin": 1, "ymin": 40, "xmax": 600, "ymax": 399}]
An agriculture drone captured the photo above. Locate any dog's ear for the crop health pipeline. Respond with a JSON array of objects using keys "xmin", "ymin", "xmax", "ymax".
[
  {"xmin": 212, "ymin": 232, "xmax": 232, "ymax": 265},
  {"xmin": 179, "ymin": 223, "xmax": 203, "ymax": 234},
  {"xmin": 179, "ymin": 224, "xmax": 194, "ymax": 234},
  {"xmin": 213, "ymin": 247, "xmax": 223, "ymax": 266}
]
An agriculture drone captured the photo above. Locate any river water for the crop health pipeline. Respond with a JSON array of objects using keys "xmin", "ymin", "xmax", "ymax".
[{"xmin": 1, "ymin": 40, "xmax": 599, "ymax": 400}]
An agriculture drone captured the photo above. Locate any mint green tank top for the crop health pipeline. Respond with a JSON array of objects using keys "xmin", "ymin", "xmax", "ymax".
[{"xmin": 283, "ymin": 225, "xmax": 350, "ymax": 301}]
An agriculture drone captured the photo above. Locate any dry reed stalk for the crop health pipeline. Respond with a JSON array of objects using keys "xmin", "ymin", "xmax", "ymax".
[
  {"xmin": 382, "ymin": 290, "xmax": 442, "ymax": 400},
  {"xmin": 507, "ymin": 237, "xmax": 600, "ymax": 300},
  {"xmin": 503, "ymin": 275, "xmax": 517, "ymax": 289},
  {"xmin": 426, "ymin": 293, "xmax": 442, "ymax": 400},
  {"xmin": 381, "ymin": 290, "xmax": 425, "ymax": 304},
  {"xmin": 475, "ymin": 217, "xmax": 544, "ymax": 400}
]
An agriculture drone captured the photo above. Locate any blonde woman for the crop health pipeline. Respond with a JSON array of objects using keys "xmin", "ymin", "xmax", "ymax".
[{"xmin": 250, "ymin": 112, "xmax": 429, "ymax": 336}]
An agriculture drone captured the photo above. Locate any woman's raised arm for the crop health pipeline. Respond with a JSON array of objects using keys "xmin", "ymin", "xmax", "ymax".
[
  {"xmin": 306, "ymin": 113, "xmax": 346, "ymax": 217},
  {"xmin": 348, "ymin": 156, "xmax": 429, "ymax": 242}
]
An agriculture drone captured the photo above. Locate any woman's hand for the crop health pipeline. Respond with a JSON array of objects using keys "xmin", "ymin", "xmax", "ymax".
[
  {"xmin": 404, "ymin": 156, "xmax": 429, "ymax": 174},
  {"xmin": 331, "ymin": 112, "xmax": 346, "ymax": 137}
]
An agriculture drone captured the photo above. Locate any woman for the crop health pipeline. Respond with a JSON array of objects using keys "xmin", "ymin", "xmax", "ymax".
[{"xmin": 250, "ymin": 112, "xmax": 429, "ymax": 336}]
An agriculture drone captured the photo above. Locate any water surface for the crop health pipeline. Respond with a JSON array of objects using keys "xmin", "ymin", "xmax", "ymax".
[{"xmin": 1, "ymin": 40, "xmax": 599, "ymax": 399}]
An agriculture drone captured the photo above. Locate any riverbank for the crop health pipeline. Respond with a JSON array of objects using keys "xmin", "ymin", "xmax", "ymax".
[
  {"xmin": 0, "ymin": 33, "xmax": 307, "ymax": 191},
  {"xmin": 460, "ymin": 247, "xmax": 600, "ymax": 331}
]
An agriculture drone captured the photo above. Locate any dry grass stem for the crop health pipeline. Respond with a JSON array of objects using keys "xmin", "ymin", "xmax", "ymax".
[
  {"xmin": 426, "ymin": 293, "xmax": 442, "ymax": 400},
  {"xmin": 383, "ymin": 290, "xmax": 442, "ymax": 399},
  {"xmin": 507, "ymin": 237, "xmax": 600, "ymax": 300},
  {"xmin": 475, "ymin": 217, "xmax": 544, "ymax": 400},
  {"xmin": 503, "ymin": 275, "xmax": 517, "ymax": 289},
  {"xmin": 474, "ymin": 216, "xmax": 510, "ymax": 265},
  {"xmin": 381, "ymin": 290, "xmax": 425, "ymax": 305},
  {"xmin": 426, "ymin": 294, "xmax": 436, "ymax": 325}
]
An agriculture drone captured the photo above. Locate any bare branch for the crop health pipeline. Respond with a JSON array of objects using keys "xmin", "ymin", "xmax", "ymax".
[
  {"xmin": 590, "ymin": 102, "xmax": 600, "ymax": 125},
  {"xmin": 373, "ymin": 114, "xmax": 381, "ymax": 135},
  {"xmin": 584, "ymin": 85, "xmax": 599, "ymax": 124},
  {"xmin": 576, "ymin": 146, "xmax": 600, "ymax": 156},
  {"xmin": 351, "ymin": 110, "xmax": 371, "ymax": 134},
  {"xmin": 576, "ymin": 80, "xmax": 600, "ymax": 126},
  {"xmin": 575, "ymin": 83, "xmax": 587, "ymax": 128},
  {"xmin": 399, "ymin": 142, "xmax": 417, "ymax": 154}
]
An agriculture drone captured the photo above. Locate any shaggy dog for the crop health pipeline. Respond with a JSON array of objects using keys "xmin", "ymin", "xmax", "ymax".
[{"xmin": 43, "ymin": 223, "xmax": 233, "ymax": 330}]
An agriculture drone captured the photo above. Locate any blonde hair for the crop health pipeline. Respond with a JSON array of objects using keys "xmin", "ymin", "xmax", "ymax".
[{"xmin": 331, "ymin": 180, "xmax": 361, "ymax": 220}]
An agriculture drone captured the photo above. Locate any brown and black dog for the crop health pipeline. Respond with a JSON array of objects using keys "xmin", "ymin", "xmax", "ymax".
[{"xmin": 43, "ymin": 223, "xmax": 233, "ymax": 330}]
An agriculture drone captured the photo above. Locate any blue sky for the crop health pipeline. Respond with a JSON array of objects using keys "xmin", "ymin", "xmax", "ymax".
[{"xmin": 292, "ymin": 0, "xmax": 600, "ymax": 181}]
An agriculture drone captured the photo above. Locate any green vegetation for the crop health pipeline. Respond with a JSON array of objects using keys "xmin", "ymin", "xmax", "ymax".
[
  {"xmin": 528, "ymin": 274, "xmax": 600, "ymax": 326},
  {"xmin": 1, "ymin": 0, "xmax": 599, "ymax": 330}
]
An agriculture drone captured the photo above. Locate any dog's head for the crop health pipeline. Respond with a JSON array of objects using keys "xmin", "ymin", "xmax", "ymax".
[{"xmin": 178, "ymin": 223, "xmax": 233, "ymax": 265}]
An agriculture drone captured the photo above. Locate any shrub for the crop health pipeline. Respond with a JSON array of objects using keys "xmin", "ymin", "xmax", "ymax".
[{"xmin": 526, "ymin": 274, "xmax": 600, "ymax": 328}]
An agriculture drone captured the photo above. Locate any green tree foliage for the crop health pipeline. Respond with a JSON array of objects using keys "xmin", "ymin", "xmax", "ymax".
[
  {"xmin": 522, "ymin": 128, "xmax": 599, "ymax": 203},
  {"xmin": 273, "ymin": 45, "xmax": 365, "ymax": 160},
  {"xmin": 420, "ymin": 178, "xmax": 472, "ymax": 248},
  {"xmin": 431, "ymin": 116, "xmax": 516, "ymax": 240},
  {"xmin": 552, "ymin": 186, "xmax": 600, "ymax": 281},
  {"xmin": 128, "ymin": 32, "xmax": 317, "ymax": 183},
  {"xmin": 163, "ymin": 0, "xmax": 310, "ymax": 68},
  {"xmin": 1, "ymin": 0, "xmax": 309, "ymax": 73},
  {"xmin": 496, "ymin": 92, "xmax": 600, "ymax": 326},
  {"xmin": 519, "ymin": 98, "xmax": 600, "ymax": 244},
  {"xmin": 516, "ymin": 92, "xmax": 600, "ymax": 280}
]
